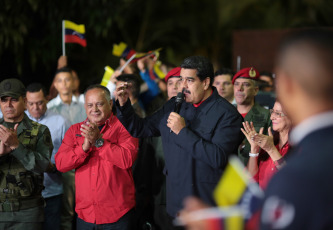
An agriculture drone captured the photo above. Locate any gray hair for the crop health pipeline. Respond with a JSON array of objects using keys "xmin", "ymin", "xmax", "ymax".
[{"xmin": 84, "ymin": 84, "xmax": 111, "ymax": 102}]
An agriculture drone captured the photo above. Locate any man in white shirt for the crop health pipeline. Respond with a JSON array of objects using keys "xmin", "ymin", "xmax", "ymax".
[{"xmin": 48, "ymin": 67, "xmax": 86, "ymax": 230}]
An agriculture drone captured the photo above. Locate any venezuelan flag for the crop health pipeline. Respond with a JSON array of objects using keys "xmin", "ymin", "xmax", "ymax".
[
  {"xmin": 100, "ymin": 66, "xmax": 114, "ymax": 86},
  {"xmin": 131, "ymin": 48, "xmax": 162, "ymax": 62},
  {"xmin": 207, "ymin": 215, "xmax": 244, "ymax": 230},
  {"xmin": 63, "ymin": 20, "xmax": 86, "ymax": 47},
  {"xmin": 174, "ymin": 206, "xmax": 244, "ymax": 230},
  {"xmin": 112, "ymin": 42, "xmax": 162, "ymax": 63},
  {"xmin": 214, "ymin": 156, "xmax": 249, "ymax": 207},
  {"xmin": 152, "ymin": 60, "xmax": 166, "ymax": 80},
  {"xmin": 213, "ymin": 156, "xmax": 264, "ymax": 227},
  {"xmin": 112, "ymin": 42, "xmax": 136, "ymax": 60}
]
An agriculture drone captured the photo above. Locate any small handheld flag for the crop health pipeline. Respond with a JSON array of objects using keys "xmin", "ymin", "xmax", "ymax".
[
  {"xmin": 112, "ymin": 42, "xmax": 162, "ymax": 63},
  {"xmin": 101, "ymin": 66, "xmax": 114, "ymax": 87},
  {"xmin": 152, "ymin": 60, "xmax": 166, "ymax": 80},
  {"xmin": 62, "ymin": 20, "xmax": 86, "ymax": 55},
  {"xmin": 174, "ymin": 157, "xmax": 264, "ymax": 230}
]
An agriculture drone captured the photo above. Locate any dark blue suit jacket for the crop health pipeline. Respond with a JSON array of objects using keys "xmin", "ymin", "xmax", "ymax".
[
  {"xmin": 116, "ymin": 89, "xmax": 244, "ymax": 217},
  {"xmin": 261, "ymin": 125, "xmax": 333, "ymax": 229}
]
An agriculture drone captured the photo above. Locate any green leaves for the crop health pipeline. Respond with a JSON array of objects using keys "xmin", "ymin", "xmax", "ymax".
[{"xmin": 1, "ymin": 0, "xmax": 332, "ymax": 85}]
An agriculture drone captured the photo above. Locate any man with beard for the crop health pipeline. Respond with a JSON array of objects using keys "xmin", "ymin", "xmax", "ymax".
[
  {"xmin": 233, "ymin": 67, "xmax": 271, "ymax": 165},
  {"xmin": 115, "ymin": 56, "xmax": 244, "ymax": 229}
]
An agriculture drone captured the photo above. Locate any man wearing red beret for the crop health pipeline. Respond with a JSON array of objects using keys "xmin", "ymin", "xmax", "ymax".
[
  {"xmin": 233, "ymin": 67, "xmax": 271, "ymax": 165},
  {"xmin": 165, "ymin": 67, "xmax": 182, "ymax": 100}
]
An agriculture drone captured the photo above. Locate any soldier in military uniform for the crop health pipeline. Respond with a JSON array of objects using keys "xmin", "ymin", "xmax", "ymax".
[
  {"xmin": 232, "ymin": 67, "xmax": 272, "ymax": 165},
  {"xmin": 0, "ymin": 78, "xmax": 53, "ymax": 230}
]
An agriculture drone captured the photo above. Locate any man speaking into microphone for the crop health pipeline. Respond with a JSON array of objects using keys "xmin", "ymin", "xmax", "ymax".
[{"xmin": 115, "ymin": 56, "xmax": 244, "ymax": 228}]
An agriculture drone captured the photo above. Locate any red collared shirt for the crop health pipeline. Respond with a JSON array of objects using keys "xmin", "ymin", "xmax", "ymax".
[
  {"xmin": 55, "ymin": 113, "xmax": 139, "ymax": 224},
  {"xmin": 254, "ymin": 142, "xmax": 290, "ymax": 189}
]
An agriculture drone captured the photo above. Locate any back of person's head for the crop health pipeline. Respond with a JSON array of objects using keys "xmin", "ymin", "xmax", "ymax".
[
  {"xmin": 26, "ymin": 83, "xmax": 47, "ymax": 97},
  {"xmin": 259, "ymin": 71, "xmax": 274, "ymax": 91},
  {"xmin": 180, "ymin": 56, "xmax": 214, "ymax": 86},
  {"xmin": 116, "ymin": 74, "xmax": 141, "ymax": 100},
  {"xmin": 84, "ymin": 84, "xmax": 111, "ymax": 102},
  {"xmin": 214, "ymin": 68, "xmax": 234, "ymax": 79},
  {"xmin": 277, "ymin": 29, "xmax": 333, "ymax": 102},
  {"xmin": 260, "ymin": 71, "xmax": 273, "ymax": 79}
]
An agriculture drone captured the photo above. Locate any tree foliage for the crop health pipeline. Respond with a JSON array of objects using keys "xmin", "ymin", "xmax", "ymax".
[{"xmin": 1, "ymin": 0, "xmax": 333, "ymax": 89}]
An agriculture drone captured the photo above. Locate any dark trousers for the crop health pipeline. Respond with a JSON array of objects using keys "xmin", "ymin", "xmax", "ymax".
[
  {"xmin": 76, "ymin": 209, "xmax": 134, "ymax": 230},
  {"xmin": 61, "ymin": 171, "xmax": 76, "ymax": 230},
  {"xmin": 43, "ymin": 194, "xmax": 62, "ymax": 230}
]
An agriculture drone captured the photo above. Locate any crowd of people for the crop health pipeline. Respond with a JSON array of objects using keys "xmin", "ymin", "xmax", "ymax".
[{"xmin": 0, "ymin": 28, "xmax": 332, "ymax": 230}]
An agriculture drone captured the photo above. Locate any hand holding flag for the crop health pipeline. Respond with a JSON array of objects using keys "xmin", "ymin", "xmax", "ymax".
[{"xmin": 176, "ymin": 156, "xmax": 264, "ymax": 230}]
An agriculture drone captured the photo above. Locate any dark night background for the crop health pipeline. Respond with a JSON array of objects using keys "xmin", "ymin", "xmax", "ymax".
[{"xmin": 1, "ymin": 0, "xmax": 333, "ymax": 93}]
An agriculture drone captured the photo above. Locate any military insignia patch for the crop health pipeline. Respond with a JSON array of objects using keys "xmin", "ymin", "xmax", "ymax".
[
  {"xmin": 4, "ymin": 82, "xmax": 11, "ymax": 90},
  {"xmin": 261, "ymin": 196, "xmax": 295, "ymax": 229},
  {"xmin": 249, "ymin": 68, "xmax": 256, "ymax": 78}
]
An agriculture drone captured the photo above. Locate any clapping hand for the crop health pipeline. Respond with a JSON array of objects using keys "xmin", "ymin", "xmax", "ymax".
[
  {"xmin": 252, "ymin": 127, "xmax": 275, "ymax": 153},
  {"xmin": 81, "ymin": 122, "xmax": 100, "ymax": 152},
  {"xmin": 0, "ymin": 124, "xmax": 19, "ymax": 155}
]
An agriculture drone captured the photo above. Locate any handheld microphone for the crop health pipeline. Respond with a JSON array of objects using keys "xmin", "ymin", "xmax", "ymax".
[
  {"xmin": 170, "ymin": 90, "xmax": 185, "ymax": 133},
  {"xmin": 173, "ymin": 91, "xmax": 185, "ymax": 114}
]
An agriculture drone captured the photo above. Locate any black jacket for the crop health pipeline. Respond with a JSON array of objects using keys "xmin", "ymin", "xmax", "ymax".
[{"xmin": 116, "ymin": 89, "xmax": 244, "ymax": 217}]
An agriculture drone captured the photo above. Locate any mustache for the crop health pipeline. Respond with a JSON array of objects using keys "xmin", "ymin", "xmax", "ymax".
[{"xmin": 182, "ymin": 88, "xmax": 191, "ymax": 94}]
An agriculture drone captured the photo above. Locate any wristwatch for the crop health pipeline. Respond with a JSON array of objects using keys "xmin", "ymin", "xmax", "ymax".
[{"xmin": 95, "ymin": 138, "xmax": 104, "ymax": 148}]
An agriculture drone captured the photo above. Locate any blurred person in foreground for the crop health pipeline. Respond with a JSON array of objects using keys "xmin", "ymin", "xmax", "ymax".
[
  {"xmin": 25, "ymin": 83, "xmax": 71, "ymax": 230},
  {"xmin": 115, "ymin": 56, "xmax": 244, "ymax": 229},
  {"xmin": 260, "ymin": 29, "xmax": 333, "ymax": 229},
  {"xmin": 241, "ymin": 101, "xmax": 291, "ymax": 189},
  {"xmin": 0, "ymin": 79, "xmax": 53, "ymax": 230},
  {"xmin": 55, "ymin": 85, "xmax": 138, "ymax": 230},
  {"xmin": 213, "ymin": 68, "xmax": 235, "ymax": 105}
]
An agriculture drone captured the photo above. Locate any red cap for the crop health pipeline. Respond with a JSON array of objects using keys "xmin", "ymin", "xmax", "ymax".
[
  {"xmin": 165, "ymin": 67, "xmax": 181, "ymax": 82},
  {"xmin": 232, "ymin": 67, "xmax": 260, "ymax": 84}
]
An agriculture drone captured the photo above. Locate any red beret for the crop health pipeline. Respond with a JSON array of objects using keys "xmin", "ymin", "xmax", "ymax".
[
  {"xmin": 165, "ymin": 67, "xmax": 181, "ymax": 82},
  {"xmin": 232, "ymin": 67, "xmax": 260, "ymax": 84}
]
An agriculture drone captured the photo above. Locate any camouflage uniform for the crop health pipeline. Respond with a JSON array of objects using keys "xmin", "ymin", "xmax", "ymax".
[
  {"xmin": 0, "ymin": 79, "xmax": 53, "ymax": 230},
  {"xmin": 238, "ymin": 103, "xmax": 271, "ymax": 165}
]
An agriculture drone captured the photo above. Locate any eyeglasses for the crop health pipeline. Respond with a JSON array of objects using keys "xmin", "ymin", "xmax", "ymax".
[{"xmin": 269, "ymin": 109, "xmax": 286, "ymax": 118}]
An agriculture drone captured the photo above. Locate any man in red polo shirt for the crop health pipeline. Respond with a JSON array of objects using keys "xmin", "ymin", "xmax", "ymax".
[{"xmin": 55, "ymin": 85, "xmax": 138, "ymax": 229}]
